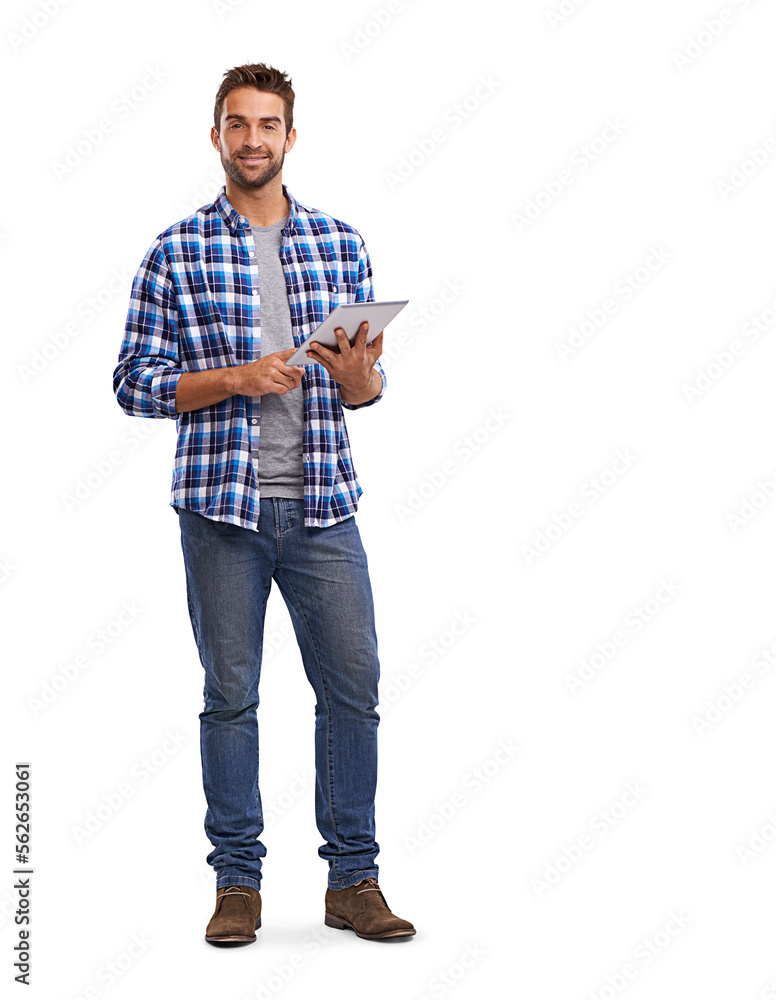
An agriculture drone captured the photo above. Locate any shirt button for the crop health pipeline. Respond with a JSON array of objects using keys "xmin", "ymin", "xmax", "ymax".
[
  {"xmin": 249, "ymin": 251, "xmax": 255, "ymax": 256},
  {"xmin": 251, "ymin": 418, "xmax": 258, "ymax": 424}
]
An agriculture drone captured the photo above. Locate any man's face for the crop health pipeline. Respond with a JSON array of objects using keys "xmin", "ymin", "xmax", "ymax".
[{"xmin": 211, "ymin": 87, "xmax": 296, "ymax": 189}]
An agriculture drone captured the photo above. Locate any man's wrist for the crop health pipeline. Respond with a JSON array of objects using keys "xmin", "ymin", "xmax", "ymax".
[
  {"xmin": 222, "ymin": 364, "xmax": 240, "ymax": 397},
  {"xmin": 341, "ymin": 368, "xmax": 380, "ymax": 405},
  {"xmin": 346, "ymin": 369, "xmax": 376, "ymax": 394}
]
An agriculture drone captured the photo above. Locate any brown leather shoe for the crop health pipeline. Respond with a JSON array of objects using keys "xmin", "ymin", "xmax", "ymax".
[
  {"xmin": 324, "ymin": 877, "xmax": 415, "ymax": 940},
  {"xmin": 205, "ymin": 885, "xmax": 262, "ymax": 944}
]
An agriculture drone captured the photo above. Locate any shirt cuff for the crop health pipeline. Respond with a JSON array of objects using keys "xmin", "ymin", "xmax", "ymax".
[{"xmin": 150, "ymin": 365, "xmax": 185, "ymax": 419}]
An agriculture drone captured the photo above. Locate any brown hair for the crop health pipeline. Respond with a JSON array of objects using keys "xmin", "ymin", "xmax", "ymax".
[{"xmin": 213, "ymin": 63, "xmax": 295, "ymax": 137}]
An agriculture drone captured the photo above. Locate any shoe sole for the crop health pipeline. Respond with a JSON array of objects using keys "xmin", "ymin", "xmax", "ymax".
[
  {"xmin": 205, "ymin": 916, "xmax": 261, "ymax": 943},
  {"xmin": 324, "ymin": 913, "xmax": 415, "ymax": 939}
]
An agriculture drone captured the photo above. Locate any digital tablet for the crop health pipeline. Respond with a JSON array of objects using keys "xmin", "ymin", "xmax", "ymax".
[{"xmin": 286, "ymin": 300, "xmax": 409, "ymax": 366}]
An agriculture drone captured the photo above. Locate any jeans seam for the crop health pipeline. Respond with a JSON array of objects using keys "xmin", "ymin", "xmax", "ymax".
[
  {"xmin": 182, "ymin": 556, "xmax": 201, "ymax": 650},
  {"xmin": 255, "ymin": 580, "xmax": 271, "ymax": 826},
  {"xmin": 274, "ymin": 498, "xmax": 283, "ymax": 563}
]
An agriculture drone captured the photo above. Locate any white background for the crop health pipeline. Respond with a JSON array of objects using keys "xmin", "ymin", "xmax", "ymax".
[{"xmin": 5, "ymin": 0, "xmax": 776, "ymax": 997}]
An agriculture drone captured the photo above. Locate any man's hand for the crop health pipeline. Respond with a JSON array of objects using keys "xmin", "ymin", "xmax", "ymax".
[
  {"xmin": 231, "ymin": 348, "xmax": 305, "ymax": 397},
  {"xmin": 174, "ymin": 349, "xmax": 303, "ymax": 413},
  {"xmin": 306, "ymin": 321, "xmax": 383, "ymax": 394}
]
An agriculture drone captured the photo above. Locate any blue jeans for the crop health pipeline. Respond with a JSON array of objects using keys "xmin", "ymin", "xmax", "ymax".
[{"xmin": 176, "ymin": 499, "xmax": 381, "ymax": 892}]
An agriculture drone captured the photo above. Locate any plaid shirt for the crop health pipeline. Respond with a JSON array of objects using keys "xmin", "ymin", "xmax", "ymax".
[{"xmin": 113, "ymin": 184, "xmax": 386, "ymax": 530}]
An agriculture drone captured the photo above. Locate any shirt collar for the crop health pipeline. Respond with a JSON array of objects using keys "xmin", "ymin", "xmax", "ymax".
[{"xmin": 213, "ymin": 183, "xmax": 299, "ymax": 236}]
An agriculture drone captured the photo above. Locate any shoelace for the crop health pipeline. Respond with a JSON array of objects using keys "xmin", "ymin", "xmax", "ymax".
[
  {"xmin": 356, "ymin": 877, "xmax": 383, "ymax": 896},
  {"xmin": 218, "ymin": 886, "xmax": 251, "ymax": 906}
]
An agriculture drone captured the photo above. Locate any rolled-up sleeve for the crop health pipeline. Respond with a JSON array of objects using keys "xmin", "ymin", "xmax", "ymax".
[
  {"xmin": 341, "ymin": 237, "xmax": 387, "ymax": 411},
  {"xmin": 113, "ymin": 240, "xmax": 185, "ymax": 419}
]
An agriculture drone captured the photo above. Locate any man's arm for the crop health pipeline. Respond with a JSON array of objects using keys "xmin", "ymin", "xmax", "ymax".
[
  {"xmin": 113, "ymin": 240, "xmax": 186, "ymax": 419},
  {"xmin": 308, "ymin": 240, "xmax": 387, "ymax": 410},
  {"xmin": 175, "ymin": 348, "xmax": 305, "ymax": 413},
  {"xmin": 174, "ymin": 367, "xmax": 236, "ymax": 413}
]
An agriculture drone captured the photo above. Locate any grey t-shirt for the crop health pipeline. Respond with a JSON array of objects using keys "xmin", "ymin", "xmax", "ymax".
[{"xmin": 250, "ymin": 214, "xmax": 304, "ymax": 498}]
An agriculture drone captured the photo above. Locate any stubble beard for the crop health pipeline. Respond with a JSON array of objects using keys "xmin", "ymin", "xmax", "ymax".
[{"xmin": 221, "ymin": 145, "xmax": 285, "ymax": 190}]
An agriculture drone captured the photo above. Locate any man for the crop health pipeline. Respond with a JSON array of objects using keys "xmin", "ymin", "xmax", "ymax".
[{"xmin": 113, "ymin": 63, "xmax": 415, "ymax": 944}]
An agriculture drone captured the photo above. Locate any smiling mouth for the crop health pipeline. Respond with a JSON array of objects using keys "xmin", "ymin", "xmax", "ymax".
[{"xmin": 239, "ymin": 156, "xmax": 267, "ymax": 162}]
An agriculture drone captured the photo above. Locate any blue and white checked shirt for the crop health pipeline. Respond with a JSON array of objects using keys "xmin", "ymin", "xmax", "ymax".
[{"xmin": 113, "ymin": 184, "xmax": 386, "ymax": 530}]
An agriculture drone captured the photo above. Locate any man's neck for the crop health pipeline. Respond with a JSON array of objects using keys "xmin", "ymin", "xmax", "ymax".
[{"xmin": 224, "ymin": 176, "xmax": 289, "ymax": 227}]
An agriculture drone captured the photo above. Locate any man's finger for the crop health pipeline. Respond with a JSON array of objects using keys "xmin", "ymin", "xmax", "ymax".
[
  {"xmin": 277, "ymin": 361, "xmax": 303, "ymax": 381},
  {"xmin": 333, "ymin": 327, "xmax": 351, "ymax": 353},
  {"xmin": 366, "ymin": 329, "xmax": 384, "ymax": 356},
  {"xmin": 307, "ymin": 341, "xmax": 333, "ymax": 359}
]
